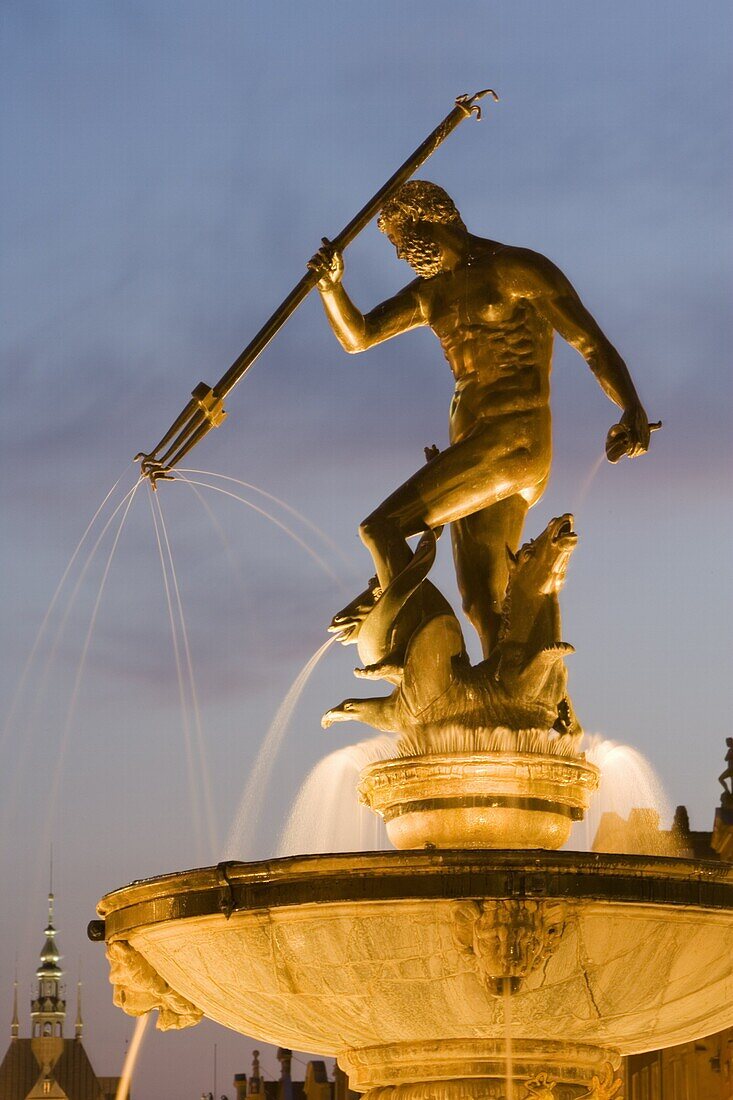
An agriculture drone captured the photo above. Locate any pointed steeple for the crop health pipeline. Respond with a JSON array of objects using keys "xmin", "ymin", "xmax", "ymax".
[
  {"xmin": 30, "ymin": 891, "xmax": 66, "ymax": 1038},
  {"xmin": 75, "ymin": 976, "xmax": 83, "ymax": 1039},
  {"xmin": 11, "ymin": 975, "xmax": 19, "ymax": 1039}
]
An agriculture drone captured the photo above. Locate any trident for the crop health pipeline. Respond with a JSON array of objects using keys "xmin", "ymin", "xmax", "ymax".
[{"xmin": 135, "ymin": 89, "xmax": 499, "ymax": 485}]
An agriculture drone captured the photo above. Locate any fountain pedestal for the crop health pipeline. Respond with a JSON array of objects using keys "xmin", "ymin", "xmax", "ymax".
[{"xmin": 358, "ymin": 752, "xmax": 599, "ymax": 850}]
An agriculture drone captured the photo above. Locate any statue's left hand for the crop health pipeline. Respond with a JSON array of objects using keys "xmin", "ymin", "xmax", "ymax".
[
  {"xmin": 606, "ymin": 404, "xmax": 659, "ymax": 462},
  {"xmin": 620, "ymin": 402, "xmax": 651, "ymax": 456}
]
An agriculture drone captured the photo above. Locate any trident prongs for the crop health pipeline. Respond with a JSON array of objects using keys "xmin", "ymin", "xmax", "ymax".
[
  {"xmin": 134, "ymin": 453, "xmax": 175, "ymax": 489},
  {"xmin": 455, "ymin": 88, "xmax": 500, "ymax": 121}
]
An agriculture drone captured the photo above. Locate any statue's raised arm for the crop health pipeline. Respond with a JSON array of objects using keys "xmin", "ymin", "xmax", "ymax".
[{"xmin": 308, "ymin": 239, "xmax": 426, "ymax": 353}]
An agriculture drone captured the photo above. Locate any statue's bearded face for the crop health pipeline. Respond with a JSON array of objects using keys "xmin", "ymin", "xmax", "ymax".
[
  {"xmin": 378, "ymin": 181, "xmax": 466, "ymax": 278},
  {"xmin": 385, "ymin": 219, "xmax": 446, "ymax": 278}
]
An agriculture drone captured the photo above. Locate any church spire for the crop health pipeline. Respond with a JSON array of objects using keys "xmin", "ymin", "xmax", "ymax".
[
  {"xmin": 30, "ymin": 889, "xmax": 66, "ymax": 1038},
  {"xmin": 11, "ymin": 974, "xmax": 19, "ymax": 1039},
  {"xmin": 75, "ymin": 976, "xmax": 83, "ymax": 1039}
]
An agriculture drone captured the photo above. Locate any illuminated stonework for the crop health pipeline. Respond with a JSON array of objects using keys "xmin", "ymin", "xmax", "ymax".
[{"xmin": 97, "ymin": 852, "xmax": 733, "ymax": 1094}]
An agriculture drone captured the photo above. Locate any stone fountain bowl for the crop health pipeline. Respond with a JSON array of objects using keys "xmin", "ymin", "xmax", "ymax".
[{"xmin": 97, "ymin": 850, "xmax": 733, "ymax": 1094}]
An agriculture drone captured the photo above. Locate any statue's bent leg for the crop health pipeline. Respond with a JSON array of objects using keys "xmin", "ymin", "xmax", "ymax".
[
  {"xmin": 451, "ymin": 495, "xmax": 530, "ymax": 658},
  {"xmin": 360, "ymin": 424, "xmax": 548, "ymax": 591}
]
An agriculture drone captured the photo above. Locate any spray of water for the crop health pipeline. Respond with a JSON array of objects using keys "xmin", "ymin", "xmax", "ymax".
[
  {"xmin": 1, "ymin": 478, "xmax": 143, "ymax": 843},
  {"xmin": 176, "ymin": 475, "xmax": 249, "ymax": 594},
  {"xmin": 37, "ymin": 480, "xmax": 142, "ymax": 881},
  {"xmin": 152, "ymin": 491, "xmax": 218, "ymax": 857},
  {"xmin": 571, "ymin": 450, "xmax": 606, "ymax": 517},
  {"xmin": 224, "ymin": 636, "xmax": 338, "ymax": 859},
  {"xmin": 277, "ymin": 734, "xmax": 396, "ymax": 856},
  {"xmin": 172, "ymin": 477, "xmax": 343, "ymax": 585},
  {"xmin": 569, "ymin": 734, "xmax": 671, "ymax": 853},
  {"xmin": 148, "ymin": 490, "xmax": 209, "ymax": 863},
  {"xmin": 0, "ymin": 464, "xmax": 133, "ymax": 754},
  {"xmin": 503, "ymin": 978, "xmax": 514, "ymax": 1100},
  {"xmin": 179, "ymin": 468, "xmax": 356, "ymax": 572},
  {"xmin": 116, "ymin": 1014, "xmax": 149, "ymax": 1100}
]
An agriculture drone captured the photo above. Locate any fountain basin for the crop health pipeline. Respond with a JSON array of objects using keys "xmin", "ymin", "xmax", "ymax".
[
  {"xmin": 98, "ymin": 850, "xmax": 733, "ymax": 1092},
  {"xmin": 358, "ymin": 753, "xmax": 600, "ymax": 849}
]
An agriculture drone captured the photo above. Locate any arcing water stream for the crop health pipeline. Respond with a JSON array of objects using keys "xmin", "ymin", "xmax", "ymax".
[
  {"xmin": 115, "ymin": 1014, "xmax": 149, "ymax": 1100},
  {"xmin": 503, "ymin": 978, "xmax": 514, "ymax": 1100},
  {"xmin": 224, "ymin": 635, "xmax": 339, "ymax": 859},
  {"xmin": 148, "ymin": 486, "xmax": 217, "ymax": 860},
  {"xmin": 3, "ymin": 460, "xmax": 351, "ymax": 952},
  {"xmin": 178, "ymin": 468, "xmax": 356, "ymax": 573},
  {"xmin": 174, "ymin": 475, "xmax": 344, "ymax": 586},
  {"xmin": 574, "ymin": 735, "xmax": 671, "ymax": 851},
  {"xmin": 278, "ymin": 734, "xmax": 396, "ymax": 855}
]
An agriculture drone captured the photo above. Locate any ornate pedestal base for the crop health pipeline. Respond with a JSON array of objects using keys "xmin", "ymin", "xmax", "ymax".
[
  {"xmin": 358, "ymin": 753, "xmax": 599, "ymax": 850},
  {"xmin": 341, "ymin": 1039, "xmax": 620, "ymax": 1099}
]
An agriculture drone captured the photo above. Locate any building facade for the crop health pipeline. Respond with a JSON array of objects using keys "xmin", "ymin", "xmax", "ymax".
[
  {"xmin": 0, "ymin": 892, "xmax": 122, "ymax": 1100},
  {"xmin": 619, "ymin": 749, "xmax": 733, "ymax": 1100}
]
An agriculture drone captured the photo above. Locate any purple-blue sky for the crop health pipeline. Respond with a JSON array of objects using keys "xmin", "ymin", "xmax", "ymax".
[{"xmin": 1, "ymin": 3, "xmax": 732, "ymax": 1098}]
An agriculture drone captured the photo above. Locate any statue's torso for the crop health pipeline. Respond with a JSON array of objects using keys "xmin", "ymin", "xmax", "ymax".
[{"xmin": 417, "ymin": 242, "xmax": 555, "ymax": 443}]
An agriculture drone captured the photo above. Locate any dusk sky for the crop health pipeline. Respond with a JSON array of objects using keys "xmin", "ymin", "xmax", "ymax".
[{"xmin": 1, "ymin": 3, "xmax": 731, "ymax": 1098}]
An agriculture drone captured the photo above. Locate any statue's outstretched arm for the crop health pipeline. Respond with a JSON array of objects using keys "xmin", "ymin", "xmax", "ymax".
[
  {"xmin": 513, "ymin": 250, "xmax": 651, "ymax": 454},
  {"xmin": 309, "ymin": 242, "xmax": 425, "ymax": 353}
]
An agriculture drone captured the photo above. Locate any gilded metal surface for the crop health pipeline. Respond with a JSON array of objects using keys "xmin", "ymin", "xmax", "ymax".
[
  {"xmin": 310, "ymin": 181, "xmax": 655, "ymax": 658},
  {"xmin": 97, "ymin": 851, "xmax": 733, "ymax": 932},
  {"xmin": 324, "ymin": 517, "xmax": 583, "ymax": 749},
  {"xmin": 357, "ymin": 753, "xmax": 599, "ymax": 849}
]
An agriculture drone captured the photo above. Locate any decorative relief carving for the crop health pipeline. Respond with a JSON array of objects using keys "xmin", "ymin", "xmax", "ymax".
[
  {"xmin": 453, "ymin": 899, "xmax": 568, "ymax": 995},
  {"xmin": 106, "ymin": 940, "xmax": 203, "ymax": 1031},
  {"xmin": 362, "ymin": 1077, "xmax": 610, "ymax": 1100},
  {"xmin": 364, "ymin": 1082, "xmax": 512, "ymax": 1100},
  {"xmin": 524, "ymin": 1074, "xmax": 557, "ymax": 1098},
  {"xmin": 578, "ymin": 1064, "xmax": 622, "ymax": 1099}
]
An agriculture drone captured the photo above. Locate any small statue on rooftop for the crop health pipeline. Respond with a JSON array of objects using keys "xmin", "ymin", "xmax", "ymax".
[{"xmin": 719, "ymin": 737, "xmax": 733, "ymax": 808}]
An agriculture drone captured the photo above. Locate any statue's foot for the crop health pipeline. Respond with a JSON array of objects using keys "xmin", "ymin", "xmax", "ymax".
[{"xmin": 355, "ymin": 659, "xmax": 402, "ymax": 684}]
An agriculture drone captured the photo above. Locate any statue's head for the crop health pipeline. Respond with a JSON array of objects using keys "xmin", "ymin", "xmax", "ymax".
[{"xmin": 378, "ymin": 180, "xmax": 466, "ymax": 277}]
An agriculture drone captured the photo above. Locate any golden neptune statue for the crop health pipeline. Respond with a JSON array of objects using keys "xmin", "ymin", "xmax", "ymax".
[{"xmin": 309, "ymin": 180, "xmax": 652, "ymax": 659}]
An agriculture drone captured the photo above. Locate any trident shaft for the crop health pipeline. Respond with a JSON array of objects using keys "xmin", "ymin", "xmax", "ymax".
[{"xmin": 136, "ymin": 89, "xmax": 499, "ymax": 485}]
